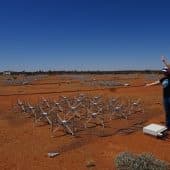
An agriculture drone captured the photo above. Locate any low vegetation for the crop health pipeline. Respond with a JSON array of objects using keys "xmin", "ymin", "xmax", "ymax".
[{"xmin": 114, "ymin": 152, "xmax": 170, "ymax": 170}]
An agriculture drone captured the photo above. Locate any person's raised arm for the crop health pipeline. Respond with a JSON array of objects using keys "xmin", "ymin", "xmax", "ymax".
[
  {"xmin": 161, "ymin": 56, "xmax": 170, "ymax": 68},
  {"xmin": 145, "ymin": 80, "xmax": 160, "ymax": 87}
]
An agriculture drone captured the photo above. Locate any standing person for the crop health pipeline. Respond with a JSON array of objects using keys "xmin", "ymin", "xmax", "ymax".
[{"xmin": 146, "ymin": 67, "xmax": 170, "ymax": 130}]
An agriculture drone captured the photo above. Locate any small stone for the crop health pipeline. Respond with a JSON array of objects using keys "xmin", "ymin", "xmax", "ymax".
[{"xmin": 48, "ymin": 152, "xmax": 60, "ymax": 158}]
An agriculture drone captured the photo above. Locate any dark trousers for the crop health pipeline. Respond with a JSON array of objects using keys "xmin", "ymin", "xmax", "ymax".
[{"xmin": 163, "ymin": 97, "xmax": 170, "ymax": 129}]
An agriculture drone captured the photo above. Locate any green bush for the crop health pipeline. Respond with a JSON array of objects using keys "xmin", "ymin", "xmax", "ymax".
[{"xmin": 114, "ymin": 152, "xmax": 170, "ymax": 170}]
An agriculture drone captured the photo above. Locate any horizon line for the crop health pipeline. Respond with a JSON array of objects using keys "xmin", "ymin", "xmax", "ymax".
[{"xmin": 1, "ymin": 69, "xmax": 161, "ymax": 73}]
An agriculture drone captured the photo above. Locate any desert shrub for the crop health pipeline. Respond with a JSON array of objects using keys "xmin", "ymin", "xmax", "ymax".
[
  {"xmin": 114, "ymin": 152, "xmax": 170, "ymax": 170},
  {"xmin": 12, "ymin": 75, "xmax": 17, "ymax": 80}
]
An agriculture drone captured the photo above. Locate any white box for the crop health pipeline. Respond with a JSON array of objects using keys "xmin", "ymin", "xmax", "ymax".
[{"xmin": 143, "ymin": 123, "xmax": 167, "ymax": 137}]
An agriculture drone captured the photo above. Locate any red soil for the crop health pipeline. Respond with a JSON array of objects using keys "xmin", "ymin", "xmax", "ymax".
[{"xmin": 0, "ymin": 74, "xmax": 169, "ymax": 170}]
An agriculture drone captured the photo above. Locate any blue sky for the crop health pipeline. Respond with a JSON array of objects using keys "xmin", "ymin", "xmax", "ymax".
[{"xmin": 0, "ymin": 0, "xmax": 170, "ymax": 71}]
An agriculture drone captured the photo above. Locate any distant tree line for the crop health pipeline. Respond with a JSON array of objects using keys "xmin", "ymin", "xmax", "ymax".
[{"xmin": 0, "ymin": 70, "xmax": 162, "ymax": 75}]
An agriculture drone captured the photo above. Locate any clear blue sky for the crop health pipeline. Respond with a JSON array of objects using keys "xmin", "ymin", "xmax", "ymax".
[{"xmin": 0, "ymin": 0, "xmax": 170, "ymax": 71}]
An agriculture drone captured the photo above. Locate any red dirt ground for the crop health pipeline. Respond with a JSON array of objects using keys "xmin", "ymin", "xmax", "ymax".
[{"xmin": 0, "ymin": 74, "xmax": 169, "ymax": 170}]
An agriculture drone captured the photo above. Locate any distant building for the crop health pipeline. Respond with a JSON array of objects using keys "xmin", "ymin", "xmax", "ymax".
[{"xmin": 3, "ymin": 71, "xmax": 11, "ymax": 76}]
